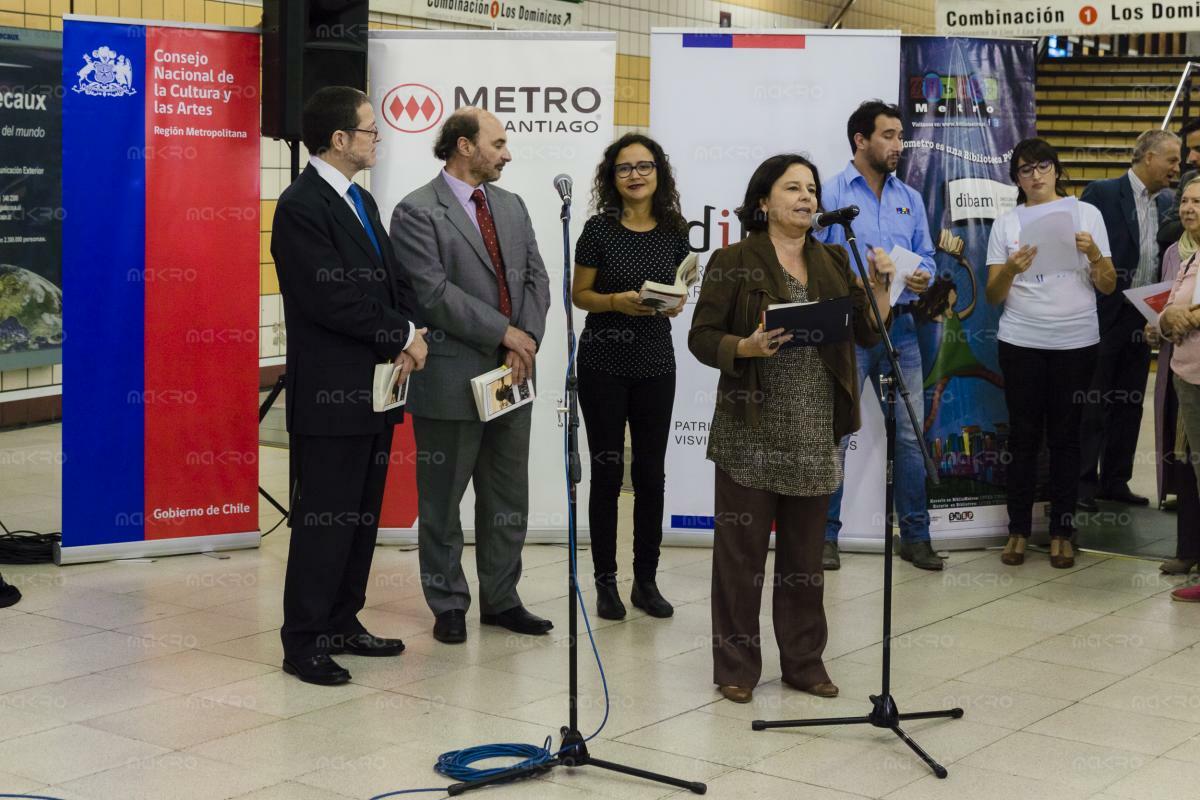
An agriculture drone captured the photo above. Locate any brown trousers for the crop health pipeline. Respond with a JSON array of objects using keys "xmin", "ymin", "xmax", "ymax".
[{"xmin": 711, "ymin": 466, "xmax": 831, "ymax": 689}]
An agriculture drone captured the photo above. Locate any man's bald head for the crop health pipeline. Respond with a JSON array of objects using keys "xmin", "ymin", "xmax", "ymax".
[
  {"xmin": 434, "ymin": 106, "xmax": 510, "ymax": 184},
  {"xmin": 433, "ymin": 107, "xmax": 495, "ymax": 161}
]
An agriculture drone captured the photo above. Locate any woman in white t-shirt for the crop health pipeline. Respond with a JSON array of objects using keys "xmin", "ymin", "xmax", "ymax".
[{"xmin": 985, "ymin": 138, "xmax": 1117, "ymax": 569}]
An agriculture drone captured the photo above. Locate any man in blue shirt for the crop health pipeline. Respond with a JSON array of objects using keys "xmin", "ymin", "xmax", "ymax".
[{"xmin": 819, "ymin": 100, "xmax": 941, "ymax": 570}]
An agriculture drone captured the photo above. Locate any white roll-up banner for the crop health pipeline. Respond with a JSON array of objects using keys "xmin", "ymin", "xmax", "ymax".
[
  {"xmin": 650, "ymin": 29, "xmax": 901, "ymax": 549},
  {"xmin": 369, "ymin": 31, "xmax": 616, "ymax": 543}
]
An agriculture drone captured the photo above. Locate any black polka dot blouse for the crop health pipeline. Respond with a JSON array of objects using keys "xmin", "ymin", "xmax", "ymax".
[{"xmin": 575, "ymin": 212, "xmax": 691, "ymax": 378}]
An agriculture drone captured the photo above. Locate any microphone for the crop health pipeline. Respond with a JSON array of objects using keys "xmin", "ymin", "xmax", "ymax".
[
  {"xmin": 812, "ymin": 205, "xmax": 859, "ymax": 231},
  {"xmin": 553, "ymin": 173, "xmax": 573, "ymax": 205}
]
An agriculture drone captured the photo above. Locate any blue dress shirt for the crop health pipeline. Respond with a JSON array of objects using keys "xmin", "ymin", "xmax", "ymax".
[{"xmin": 817, "ymin": 161, "xmax": 936, "ymax": 306}]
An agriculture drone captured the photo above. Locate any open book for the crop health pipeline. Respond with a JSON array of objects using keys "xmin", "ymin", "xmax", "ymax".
[
  {"xmin": 372, "ymin": 362, "xmax": 410, "ymax": 412},
  {"xmin": 638, "ymin": 252, "xmax": 700, "ymax": 312},
  {"xmin": 471, "ymin": 364, "xmax": 536, "ymax": 422}
]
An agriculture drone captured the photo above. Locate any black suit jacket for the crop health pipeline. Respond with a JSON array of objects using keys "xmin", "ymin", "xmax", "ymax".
[
  {"xmin": 271, "ymin": 164, "xmax": 418, "ymax": 436},
  {"xmin": 1080, "ymin": 173, "xmax": 1172, "ymax": 335}
]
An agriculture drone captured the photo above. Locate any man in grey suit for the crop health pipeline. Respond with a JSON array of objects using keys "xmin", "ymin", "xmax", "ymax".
[{"xmin": 389, "ymin": 107, "xmax": 552, "ymax": 643}]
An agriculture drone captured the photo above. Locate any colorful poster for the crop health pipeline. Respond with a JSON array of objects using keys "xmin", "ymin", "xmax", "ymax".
[
  {"xmin": 897, "ymin": 36, "xmax": 1039, "ymax": 538},
  {"xmin": 0, "ymin": 27, "xmax": 63, "ymax": 373},
  {"xmin": 368, "ymin": 30, "xmax": 616, "ymax": 542},
  {"xmin": 650, "ymin": 28, "xmax": 901, "ymax": 547},
  {"xmin": 60, "ymin": 16, "xmax": 261, "ymax": 563}
]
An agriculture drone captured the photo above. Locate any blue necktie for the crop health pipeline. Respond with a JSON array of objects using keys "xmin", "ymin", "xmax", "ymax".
[{"xmin": 347, "ymin": 183, "xmax": 382, "ymax": 259}]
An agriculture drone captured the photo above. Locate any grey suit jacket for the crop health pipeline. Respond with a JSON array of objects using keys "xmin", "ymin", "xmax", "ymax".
[{"xmin": 389, "ymin": 172, "xmax": 551, "ymax": 420}]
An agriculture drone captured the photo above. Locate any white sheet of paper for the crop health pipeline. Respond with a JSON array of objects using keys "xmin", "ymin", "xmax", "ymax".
[
  {"xmin": 1018, "ymin": 214, "xmax": 1083, "ymax": 275},
  {"xmin": 1123, "ymin": 280, "xmax": 1175, "ymax": 326},
  {"xmin": 886, "ymin": 245, "xmax": 923, "ymax": 306},
  {"xmin": 1017, "ymin": 197, "xmax": 1084, "ymax": 276}
]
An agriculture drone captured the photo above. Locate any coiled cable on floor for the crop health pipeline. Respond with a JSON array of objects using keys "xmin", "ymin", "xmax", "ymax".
[
  {"xmin": 0, "ymin": 516, "xmax": 59, "ymax": 564},
  {"xmin": 434, "ymin": 737, "xmax": 555, "ymax": 783}
]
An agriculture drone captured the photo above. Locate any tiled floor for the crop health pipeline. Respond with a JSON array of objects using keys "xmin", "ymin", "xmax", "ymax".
[{"xmin": 3, "ymin": 422, "xmax": 1200, "ymax": 798}]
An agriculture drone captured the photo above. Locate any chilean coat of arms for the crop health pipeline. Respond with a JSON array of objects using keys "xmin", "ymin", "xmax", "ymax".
[{"xmin": 73, "ymin": 46, "xmax": 136, "ymax": 97}]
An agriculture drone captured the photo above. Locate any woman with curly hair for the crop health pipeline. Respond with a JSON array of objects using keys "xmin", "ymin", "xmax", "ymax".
[{"xmin": 571, "ymin": 133, "xmax": 690, "ymax": 620}]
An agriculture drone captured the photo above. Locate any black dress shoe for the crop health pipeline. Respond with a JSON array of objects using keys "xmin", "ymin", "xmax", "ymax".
[
  {"xmin": 328, "ymin": 632, "xmax": 405, "ymax": 657},
  {"xmin": 595, "ymin": 577, "xmax": 626, "ymax": 620},
  {"xmin": 1097, "ymin": 487, "xmax": 1150, "ymax": 506},
  {"xmin": 898, "ymin": 539, "xmax": 946, "ymax": 571},
  {"xmin": 630, "ymin": 579, "xmax": 674, "ymax": 618},
  {"xmin": 1077, "ymin": 497, "xmax": 1099, "ymax": 512},
  {"xmin": 282, "ymin": 654, "xmax": 351, "ymax": 686},
  {"xmin": 433, "ymin": 609, "xmax": 467, "ymax": 644},
  {"xmin": 480, "ymin": 605, "xmax": 553, "ymax": 635}
]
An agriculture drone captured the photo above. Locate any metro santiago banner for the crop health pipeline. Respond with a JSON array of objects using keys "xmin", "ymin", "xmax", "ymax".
[
  {"xmin": 368, "ymin": 30, "xmax": 615, "ymax": 541},
  {"xmin": 60, "ymin": 16, "xmax": 260, "ymax": 563}
]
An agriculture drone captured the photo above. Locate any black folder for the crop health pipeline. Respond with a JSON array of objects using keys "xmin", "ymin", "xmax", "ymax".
[{"xmin": 761, "ymin": 295, "xmax": 852, "ymax": 349}]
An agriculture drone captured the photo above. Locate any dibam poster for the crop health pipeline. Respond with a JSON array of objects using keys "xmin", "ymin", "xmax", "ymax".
[{"xmin": 897, "ymin": 36, "xmax": 1037, "ymax": 515}]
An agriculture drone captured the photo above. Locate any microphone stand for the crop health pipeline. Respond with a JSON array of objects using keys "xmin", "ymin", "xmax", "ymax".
[
  {"xmin": 751, "ymin": 219, "xmax": 963, "ymax": 779},
  {"xmin": 444, "ymin": 190, "xmax": 706, "ymax": 797}
]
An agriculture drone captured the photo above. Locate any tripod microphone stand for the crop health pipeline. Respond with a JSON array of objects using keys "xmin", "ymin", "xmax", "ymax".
[
  {"xmin": 751, "ymin": 219, "xmax": 963, "ymax": 779},
  {"xmin": 443, "ymin": 181, "xmax": 706, "ymax": 796}
]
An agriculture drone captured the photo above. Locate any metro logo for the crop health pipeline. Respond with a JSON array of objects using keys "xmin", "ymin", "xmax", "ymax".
[{"xmin": 381, "ymin": 83, "xmax": 444, "ymax": 134}]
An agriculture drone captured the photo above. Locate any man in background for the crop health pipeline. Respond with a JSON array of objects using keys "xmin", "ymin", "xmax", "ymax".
[
  {"xmin": 820, "ymin": 99, "xmax": 939, "ymax": 571},
  {"xmin": 1079, "ymin": 129, "xmax": 1179, "ymax": 510}
]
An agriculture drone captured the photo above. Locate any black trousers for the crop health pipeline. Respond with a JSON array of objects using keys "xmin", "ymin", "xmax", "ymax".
[
  {"xmin": 281, "ymin": 428, "xmax": 393, "ymax": 659},
  {"xmin": 1080, "ymin": 306, "xmax": 1152, "ymax": 498},
  {"xmin": 1175, "ymin": 455, "xmax": 1200, "ymax": 560},
  {"xmin": 1175, "ymin": 375, "xmax": 1200, "ymax": 560},
  {"xmin": 577, "ymin": 363, "xmax": 675, "ymax": 582},
  {"xmin": 999, "ymin": 341, "xmax": 1097, "ymax": 537}
]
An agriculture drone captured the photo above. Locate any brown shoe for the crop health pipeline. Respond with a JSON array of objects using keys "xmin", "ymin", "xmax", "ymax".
[
  {"xmin": 719, "ymin": 685, "xmax": 753, "ymax": 703},
  {"xmin": 1161, "ymin": 558, "xmax": 1199, "ymax": 575},
  {"xmin": 1050, "ymin": 537, "xmax": 1075, "ymax": 569},
  {"xmin": 794, "ymin": 681, "xmax": 839, "ymax": 698},
  {"xmin": 1000, "ymin": 535, "xmax": 1027, "ymax": 566}
]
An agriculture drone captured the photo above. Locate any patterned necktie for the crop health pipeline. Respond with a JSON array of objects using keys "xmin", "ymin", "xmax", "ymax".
[
  {"xmin": 347, "ymin": 184, "xmax": 382, "ymax": 260},
  {"xmin": 471, "ymin": 188, "xmax": 513, "ymax": 318}
]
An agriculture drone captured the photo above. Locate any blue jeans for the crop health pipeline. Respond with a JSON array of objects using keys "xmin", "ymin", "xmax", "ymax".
[{"xmin": 825, "ymin": 312, "xmax": 930, "ymax": 544}]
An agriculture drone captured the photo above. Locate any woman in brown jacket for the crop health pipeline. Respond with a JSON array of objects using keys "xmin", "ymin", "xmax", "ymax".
[{"xmin": 689, "ymin": 154, "xmax": 893, "ymax": 703}]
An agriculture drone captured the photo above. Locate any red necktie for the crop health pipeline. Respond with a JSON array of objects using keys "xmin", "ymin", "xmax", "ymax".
[{"xmin": 471, "ymin": 188, "xmax": 512, "ymax": 318}]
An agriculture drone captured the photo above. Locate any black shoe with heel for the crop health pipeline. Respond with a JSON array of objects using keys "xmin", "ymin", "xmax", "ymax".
[
  {"xmin": 631, "ymin": 579, "xmax": 673, "ymax": 618},
  {"xmin": 595, "ymin": 574, "xmax": 626, "ymax": 620}
]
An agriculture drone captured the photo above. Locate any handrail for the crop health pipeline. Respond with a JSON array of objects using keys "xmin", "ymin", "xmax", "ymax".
[
  {"xmin": 1162, "ymin": 61, "xmax": 1200, "ymax": 129},
  {"xmin": 825, "ymin": 0, "xmax": 857, "ymax": 29}
]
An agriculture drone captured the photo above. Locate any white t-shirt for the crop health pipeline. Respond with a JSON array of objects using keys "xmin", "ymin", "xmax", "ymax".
[{"xmin": 986, "ymin": 200, "xmax": 1112, "ymax": 350}]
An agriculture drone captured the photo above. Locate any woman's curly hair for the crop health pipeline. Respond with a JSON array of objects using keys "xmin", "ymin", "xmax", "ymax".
[{"xmin": 589, "ymin": 133, "xmax": 686, "ymax": 234}]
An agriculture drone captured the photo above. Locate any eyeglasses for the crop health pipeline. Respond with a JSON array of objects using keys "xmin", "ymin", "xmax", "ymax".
[
  {"xmin": 345, "ymin": 127, "xmax": 380, "ymax": 141},
  {"xmin": 1016, "ymin": 159, "xmax": 1054, "ymax": 179},
  {"xmin": 615, "ymin": 161, "xmax": 656, "ymax": 178}
]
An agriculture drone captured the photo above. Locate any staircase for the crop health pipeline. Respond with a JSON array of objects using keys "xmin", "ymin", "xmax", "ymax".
[{"xmin": 1037, "ymin": 55, "xmax": 1196, "ymax": 194}]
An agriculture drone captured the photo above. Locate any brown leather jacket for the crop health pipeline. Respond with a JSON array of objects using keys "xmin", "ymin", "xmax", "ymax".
[{"xmin": 687, "ymin": 230, "xmax": 881, "ymax": 442}]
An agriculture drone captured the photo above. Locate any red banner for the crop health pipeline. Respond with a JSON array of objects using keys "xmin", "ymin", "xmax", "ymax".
[{"xmin": 143, "ymin": 27, "xmax": 260, "ymax": 540}]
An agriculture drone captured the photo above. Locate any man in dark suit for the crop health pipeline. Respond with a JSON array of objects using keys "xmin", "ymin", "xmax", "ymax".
[
  {"xmin": 389, "ymin": 107, "xmax": 551, "ymax": 644},
  {"xmin": 1078, "ymin": 129, "xmax": 1180, "ymax": 510},
  {"xmin": 1156, "ymin": 118, "xmax": 1200, "ymax": 249},
  {"xmin": 271, "ymin": 86, "xmax": 427, "ymax": 685}
]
